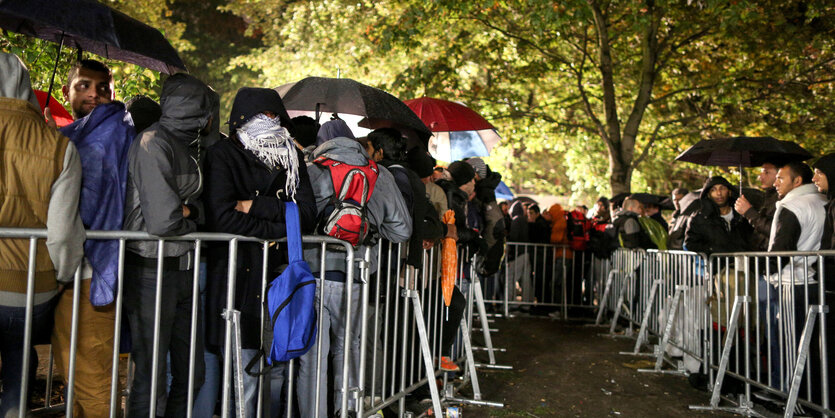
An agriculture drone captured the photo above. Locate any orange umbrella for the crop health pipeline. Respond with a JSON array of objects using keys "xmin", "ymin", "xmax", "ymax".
[{"xmin": 441, "ymin": 210, "xmax": 457, "ymax": 307}]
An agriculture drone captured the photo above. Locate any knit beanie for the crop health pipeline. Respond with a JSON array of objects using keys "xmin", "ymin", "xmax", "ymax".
[
  {"xmin": 448, "ymin": 161, "xmax": 476, "ymax": 186},
  {"xmin": 408, "ymin": 147, "xmax": 436, "ymax": 178},
  {"xmin": 466, "ymin": 157, "xmax": 488, "ymax": 179}
]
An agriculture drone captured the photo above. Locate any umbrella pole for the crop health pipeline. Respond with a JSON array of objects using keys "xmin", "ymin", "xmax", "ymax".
[
  {"xmin": 44, "ymin": 33, "xmax": 66, "ymax": 108},
  {"xmin": 740, "ymin": 164, "xmax": 743, "ymax": 194}
]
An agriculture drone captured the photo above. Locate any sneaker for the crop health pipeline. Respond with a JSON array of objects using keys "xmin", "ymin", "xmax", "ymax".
[{"xmin": 440, "ymin": 356, "xmax": 460, "ymax": 372}]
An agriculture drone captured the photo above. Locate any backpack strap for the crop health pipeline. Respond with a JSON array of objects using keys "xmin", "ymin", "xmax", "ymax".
[{"xmin": 285, "ymin": 201, "xmax": 303, "ymax": 263}]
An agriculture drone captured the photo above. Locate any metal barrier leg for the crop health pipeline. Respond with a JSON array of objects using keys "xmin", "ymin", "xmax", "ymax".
[
  {"xmin": 599, "ymin": 271, "xmax": 634, "ymax": 338},
  {"xmin": 784, "ymin": 305, "xmax": 826, "ymax": 418},
  {"xmin": 588, "ymin": 269, "xmax": 619, "ymax": 327},
  {"xmin": 403, "ymin": 288, "xmax": 444, "ymax": 416},
  {"xmin": 690, "ymin": 296, "xmax": 759, "ymax": 415},
  {"xmin": 443, "ymin": 317, "xmax": 504, "ymax": 408},
  {"xmin": 471, "ymin": 276, "xmax": 512, "ymax": 370},
  {"xmin": 639, "ymin": 285, "xmax": 688, "ymax": 374},
  {"xmin": 221, "ymin": 309, "xmax": 246, "ymax": 418},
  {"xmin": 621, "ymin": 279, "xmax": 662, "ymax": 356}
]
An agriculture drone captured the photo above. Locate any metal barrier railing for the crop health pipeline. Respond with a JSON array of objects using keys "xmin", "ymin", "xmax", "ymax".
[
  {"xmin": 0, "ymin": 228, "xmax": 506, "ymax": 418},
  {"xmin": 589, "ymin": 245, "xmax": 835, "ymax": 417}
]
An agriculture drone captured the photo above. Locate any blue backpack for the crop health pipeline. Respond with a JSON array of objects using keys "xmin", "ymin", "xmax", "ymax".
[{"xmin": 246, "ymin": 202, "xmax": 317, "ymax": 374}]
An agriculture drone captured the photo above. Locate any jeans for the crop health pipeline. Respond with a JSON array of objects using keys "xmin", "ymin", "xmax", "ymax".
[
  {"xmin": 124, "ymin": 264, "xmax": 205, "ymax": 418},
  {"xmin": 0, "ymin": 298, "xmax": 55, "ymax": 418},
  {"xmin": 221, "ymin": 348, "xmax": 286, "ymax": 418},
  {"xmin": 297, "ymin": 278, "xmax": 362, "ymax": 417}
]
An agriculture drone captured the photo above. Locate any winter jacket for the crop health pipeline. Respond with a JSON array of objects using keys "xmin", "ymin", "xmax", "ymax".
[
  {"xmin": 475, "ymin": 170, "xmax": 506, "ymax": 249},
  {"xmin": 612, "ymin": 210, "xmax": 655, "ymax": 249},
  {"xmin": 766, "ymin": 183, "xmax": 826, "ymax": 286},
  {"xmin": 0, "ymin": 97, "xmax": 84, "ymax": 307},
  {"xmin": 124, "ymin": 74, "xmax": 218, "ymax": 262},
  {"xmin": 506, "ymin": 200, "xmax": 530, "ymax": 261},
  {"xmin": 683, "ymin": 176, "xmax": 752, "ymax": 256},
  {"xmin": 437, "ymin": 179, "xmax": 481, "ymax": 247},
  {"xmin": 380, "ymin": 160, "xmax": 443, "ymax": 268},
  {"xmin": 814, "ymin": 154, "xmax": 835, "ymax": 251},
  {"xmin": 60, "ymin": 102, "xmax": 135, "ymax": 306},
  {"xmin": 305, "ymin": 137, "xmax": 412, "ymax": 274},
  {"xmin": 547, "ymin": 204, "xmax": 572, "ymax": 258},
  {"xmin": 742, "ymin": 187, "xmax": 778, "ymax": 251}
]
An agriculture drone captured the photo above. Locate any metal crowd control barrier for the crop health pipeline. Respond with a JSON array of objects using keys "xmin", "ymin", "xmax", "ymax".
[
  {"xmin": 688, "ymin": 250, "xmax": 835, "ymax": 417},
  {"xmin": 0, "ymin": 228, "xmax": 361, "ymax": 418},
  {"xmin": 488, "ymin": 242, "xmax": 602, "ymax": 320}
]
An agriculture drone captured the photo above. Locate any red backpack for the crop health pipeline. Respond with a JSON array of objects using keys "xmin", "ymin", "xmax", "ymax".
[{"xmin": 313, "ymin": 156, "xmax": 379, "ymax": 247}]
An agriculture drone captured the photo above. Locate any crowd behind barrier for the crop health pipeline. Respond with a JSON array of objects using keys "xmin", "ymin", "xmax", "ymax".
[{"xmin": 0, "ymin": 228, "xmax": 507, "ymax": 418}]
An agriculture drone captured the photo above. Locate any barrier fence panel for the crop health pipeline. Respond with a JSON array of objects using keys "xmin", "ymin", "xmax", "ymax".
[{"xmin": 689, "ymin": 250, "xmax": 835, "ymax": 417}]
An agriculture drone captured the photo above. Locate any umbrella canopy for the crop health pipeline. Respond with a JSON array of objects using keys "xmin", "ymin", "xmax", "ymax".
[
  {"xmin": 0, "ymin": 0, "xmax": 187, "ymax": 74},
  {"xmin": 675, "ymin": 136, "xmax": 812, "ymax": 167},
  {"xmin": 404, "ymin": 97, "xmax": 501, "ymax": 162},
  {"xmin": 495, "ymin": 180, "xmax": 514, "ymax": 201},
  {"xmin": 34, "ymin": 89, "xmax": 72, "ymax": 127},
  {"xmin": 275, "ymin": 77, "xmax": 431, "ymax": 143}
]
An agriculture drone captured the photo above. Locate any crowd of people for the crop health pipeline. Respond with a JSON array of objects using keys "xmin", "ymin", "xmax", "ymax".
[
  {"xmin": 0, "ymin": 53, "xmax": 514, "ymax": 417},
  {"xmin": 2, "ymin": 50, "xmax": 835, "ymax": 417}
]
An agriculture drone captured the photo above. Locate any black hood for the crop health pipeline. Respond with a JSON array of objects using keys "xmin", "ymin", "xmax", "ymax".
[
  {"xmin": 813, "ymin": 153, "xmax": 835, "ymax": 199},
  {"xmin": 158, "ymin": 74, "xmax": 218, "ymax": 145},
  {"xmin": 698, "ymin": 176, "xmax": 738, "ymax": 217}
]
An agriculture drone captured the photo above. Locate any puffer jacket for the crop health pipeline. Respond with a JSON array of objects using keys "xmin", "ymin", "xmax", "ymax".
[
  {"xmin": 547, "ymin": 204, "xmax": 572, "ymax": 258},
  {"xmin": 683, "ymin": 176, "xmax": 752, "ymax": 255},
  {"xmin": 124, "ymin": 74, "xmax": 218, "ymax": 260}
]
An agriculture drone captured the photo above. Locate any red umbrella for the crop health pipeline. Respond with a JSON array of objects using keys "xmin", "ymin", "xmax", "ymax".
[
  {"xmin": 34, "ymin": 89, "xmax": 74, "ymax": 127},
  {"xmin": 404, "ymin": 97, "xmax": 500, "ymax": 162}
]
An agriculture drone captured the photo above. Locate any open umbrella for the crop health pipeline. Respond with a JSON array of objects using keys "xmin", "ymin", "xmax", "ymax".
[
  {"xmin": 675, "ymin": 136, "xmax": 812, "ymax": 192},
  {"xmin": 275, "ymin": 77, "xmax": 431, "ymax": 144},
  {"xmin": 404, "ymin": 97, "xmax": 501, "ymax": 162},
  {"xmin": 33, "ymin": 89, "xmax": 73, "ymax": 127},
  {"xmin": 495, "ymin": 180, "xmax": 514, "ymax": 201},
  {"xmin": 1, "ymin": 0, "xmax": 187, "ymax": 104}
]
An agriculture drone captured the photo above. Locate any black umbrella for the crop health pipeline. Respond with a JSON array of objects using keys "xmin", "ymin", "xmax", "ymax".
[
  {"xmin": 276, "ymin": 77, "xmax": 432, "ymax": 144},
  {"xmin": 675, "ymin": 137, "xmax": 812, "ymax": 167},
  {"xmin": 675, "ymin": 136, "xmax": 812, "ymax": 193},
  {"xmin": 1, "ymin": 0, "xmax": 187, "ymax": 104}
]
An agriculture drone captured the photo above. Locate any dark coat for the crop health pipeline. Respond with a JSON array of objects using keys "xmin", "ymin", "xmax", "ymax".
[
  {"xmin": 742, "ymin": 187, "xmax": 778, "ymax": 251},
  {"xmin": 202, "ymin": 138, "xmax": 317, "ymax": 350},
  {"xmin": 814, "ymin": 154, "xmax": 835, "ymax": 250},
  {"xmin": 683, "ymin": 177, "xmax": 752, "ymax": 256}
]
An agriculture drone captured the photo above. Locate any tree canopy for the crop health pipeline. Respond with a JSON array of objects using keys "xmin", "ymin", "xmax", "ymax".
[{"xmin": 3, "ymin": 0, "xmax": 833, "ymax": 203}]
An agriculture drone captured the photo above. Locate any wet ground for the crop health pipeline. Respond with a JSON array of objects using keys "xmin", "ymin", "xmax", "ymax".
[{"xmin": 456, "ymin": 314, "xmax": 735, "ymax": 417}]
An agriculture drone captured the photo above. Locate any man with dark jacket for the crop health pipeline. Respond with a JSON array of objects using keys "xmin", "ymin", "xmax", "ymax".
[
  {"xmin": 123, "ymin": 74, "xmax": 217, "ymax": 417},
  {"xmin": 684, "ymin": 176, "xmax": 752, "ymax": 256},
  {"xmin": 437, "ymin": 161, "xmax": 485, "ymax": 254},
  {"xmin": 735, "ymin": 162, "xmax": 780, "ymax": 250},
  {"xmin": 612, "ymin": 197, "xmax": 655, "ymax": 249},
  {"xmin": 203, "ymin": 87, "xmax": 318, "ymax": 415}
]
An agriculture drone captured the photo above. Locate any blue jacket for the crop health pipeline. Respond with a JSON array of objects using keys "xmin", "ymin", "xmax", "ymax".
[{"xmin": 60, "ymin": 102, "xmax": 135, "ymax": 306}]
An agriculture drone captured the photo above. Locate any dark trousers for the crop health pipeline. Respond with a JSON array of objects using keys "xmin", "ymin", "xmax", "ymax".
[{"xmin": 124, "ymin": 262, "xmax": 205, "ymax": 418}]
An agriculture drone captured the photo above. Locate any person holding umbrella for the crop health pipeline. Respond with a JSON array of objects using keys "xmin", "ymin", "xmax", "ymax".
[
  {"xmin": 0, "ymin": 52, "xmax": 85, "ymax": 418},
  {"xmin": 734, "ymin": 161, "xmax": 780, "ymax": 251}
]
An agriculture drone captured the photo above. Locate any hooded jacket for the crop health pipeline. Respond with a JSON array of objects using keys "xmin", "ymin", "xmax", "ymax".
[
  {"xmin": 305, "ymin": 137, "xmax": 412, "ymax": 274},
  {"xmin": 814, "ymin": 154, "xmax": 835, "ymax": 250},
  {"xmin": 60, "ymin": 102, "xmax": 135, "ymax": 306},
  {"xmin": 124, "ymin": 74, "xmax": 218, "ymax": 261},
  {"xmin": 547, "ymin": 204, "xmax": 572, "ymax": 258},
  {"xmin": 683, "ymin": 176, "xmax": 752, "ymax": 255},
  {"xmin": 0, "ymin": 53, "xmax": 84, "ymax": 306}
]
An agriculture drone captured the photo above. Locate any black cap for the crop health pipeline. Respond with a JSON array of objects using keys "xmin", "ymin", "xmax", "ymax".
[{"xmin": 448, "ymin": 161, "xmax": 476, "ymax": 186}]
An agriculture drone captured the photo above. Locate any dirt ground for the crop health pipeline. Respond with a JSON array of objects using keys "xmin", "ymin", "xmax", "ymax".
[{"xmin": 456, "ymin": 315, "xmax": 736, "ymax": 418}]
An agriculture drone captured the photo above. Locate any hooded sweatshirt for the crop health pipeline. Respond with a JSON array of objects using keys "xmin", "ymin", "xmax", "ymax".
[
  {"xmin": 547, "ymin": 204, "xmax": 572, "ymax": 258},
  {"xmin": 0, "ymin": 53, "xmax": 84, "ymax": 306},
  {"xmin": 814, "ymin": 154, "xmax": 835, "ymax": 250},
  {"xmin": 305, "ymin": 137, "xmax": 412, "ymax": 274},
  {"xmin": 683, "ymin": 176, "xmax": 752, "ymax": 255},
  {"xmin": 124, "ymin": 74, "xmax": 218, "ymax": 261}
]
